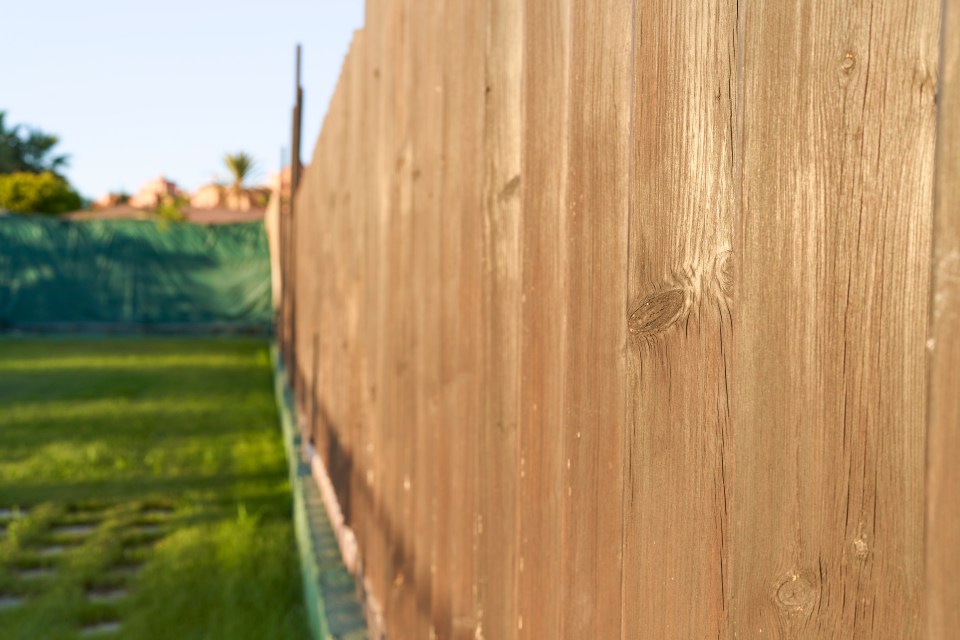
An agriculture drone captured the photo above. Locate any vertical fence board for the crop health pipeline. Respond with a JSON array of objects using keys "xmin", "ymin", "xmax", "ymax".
[
  {"xmin": 623, "ymin": 4, "xmax": 736, "ymax": 637},
  {"xmin": 434, "ymin": 2, "xmax": 458, "ymax": 627},
  {"xmin": 330, "ymin": 54, "xmax": 351, "ymax": 483},
  {"xmin": 328, "ymin": 40, "xmax": 354, "ymax": 523},
  {"xmin": 392, "ymin": 1, "xmax": 418, "ymax": 632},
  {"xmin": 476, "ymin": 1, "xmax": 522, "ymax": 638},
  {"xmin": 410, "ymin": 0, "xmax": 444, "ymax": 635},
  {"xmin": 370, "ymin": 0, "xmax": 413, "ymax": 631},
  {"xmin": 560, "ymin": 1, "xmax": 631, "ymax": 638},
  {"xmin": 367, "ymin": 0, "xmax": 394, "ymax": 626},
  {"xmin": 313, "ymin": 69, "xmax": 348, "ymax": 464},
  {"xmin": 732, "ymin": 2, "xmax": 939, "ymax": 637},
  {"xmin": 928, "ymin": 0, "xmax": 960, "ymax": 636},
  {"xmin": 436, "ymin": 0, "xmax": 483, "ymax": 636},
  {"xmin": 449, "ymin": 3, "xmax": 487, "ymax": 638},
  {"xmin": 357, "ymin": 2, "xmax": 385, "ymax": 626},
  {"xmin": 295, "ymin": 95, "xmax": 325, "ymax": 450},
  {"xmin": 346, "ymin": 33, "xmax": 367, "ymax": 544},
  {"xmin": 516, "ymin": 0, "xmax": 568, "ymax": 637}
]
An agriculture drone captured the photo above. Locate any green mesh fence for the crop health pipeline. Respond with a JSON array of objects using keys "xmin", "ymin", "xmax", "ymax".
[{"xmin": 0, "ymin": 214, "xmax": 272, "ymax": 332}]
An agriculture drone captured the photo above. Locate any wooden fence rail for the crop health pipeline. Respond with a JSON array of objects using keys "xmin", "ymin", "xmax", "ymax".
[{"xmin": 281, "ymin": 1, "xmax": 960, "ymax": 637}]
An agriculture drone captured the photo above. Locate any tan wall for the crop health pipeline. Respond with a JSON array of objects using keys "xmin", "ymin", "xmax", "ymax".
[
  {"xmin": 284, "ymin": 1, "xmax": 958, "ymax": 638},
  {"xmin": 128, "ymin": 176, "xmax": 182, "ymax": 209},
  {"xmin": 190, "ymin": 184, "xmax": 223, "ymax": 209}
]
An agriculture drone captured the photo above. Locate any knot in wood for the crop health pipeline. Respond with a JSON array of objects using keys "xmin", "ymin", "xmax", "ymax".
[
  {"xmin": 776, "ymin": 574, "xmax": 817, "ymax": 610},
  {"xmin": 499, "ymin": 174, "xmax": 521, "ymax": 201},
  {"xmin": 853, "ymin": 537, "xmax": 869, "ymax": 559},
  {"xmin": 840, "ymin": 52, "xmax": 857, "ymax": 74},
  {"xmin": 628, "ymin": 288, "xmax": 686, "ymax": 338}
]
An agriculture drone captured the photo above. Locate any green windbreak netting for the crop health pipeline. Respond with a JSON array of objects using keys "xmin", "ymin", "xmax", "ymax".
[{"xmin": 0, "ymin": 214, "xmax": 272, "ymax": 331}]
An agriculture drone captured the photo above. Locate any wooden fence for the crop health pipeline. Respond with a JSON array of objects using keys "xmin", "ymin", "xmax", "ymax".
[{"xmin": 280, "ymin": 1, "xmax": 960, "ymax": 637}]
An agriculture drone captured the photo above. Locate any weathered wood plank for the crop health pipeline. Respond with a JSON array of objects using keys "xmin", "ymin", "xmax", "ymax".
[
  {"xmin": 410, "ymin": 0, "xmax": 444, "ymax": 635},
  {"xmin": 435, "ymin": 1, "xmax": 485, "ymax": 637},
  {"xmin": 345, "ymin": 31, "xmax": 367, "ymax": 549},
  {"xmin": 928, "ymin": 1, "xmax": 960, "ymax": 636},
  {"xmin": 732, "ymin": 2, "xmax": 939, "ymax": 636},
  {"xmin": 325, "ymin": 38, "xmax": 354, "ymax": 523},
  {"xmin": 369, "ymin": 0, "xmax": 417, "ymax": 632},
  {"xmin": 622, "ymin": 4, "xmax": 736, "ymax": 637},
  {"xmin": 558, "ymin": 1, "xmax": 631, "ymax": 638},
  {"xmin": 477, "ymin": 0, "xmax": 522, "ymax": 637},
  {"xmin": 363, "ymin": 0, "xmax": 394, "ymax": 630},
  {"xmin": 433, "ymin": 0, "xmax": 459, "ymax": 628},
  {"xmin": 516, "ymin": 0, "xmax": 568, "ymax": 637},
  {"xmin": 357, "ymin": 1, "xmax": 388, "ymax": 630},
  {"xmin": 390, "ymin": 1, "xmax": 419, "ymax": 631},
  {"xmin": 313, "ymin": 66, "xmax": 348, "ymax": 467},
  {"xmin": 447, "ymin": 3, "xmax": 487, "ymax": 638}
]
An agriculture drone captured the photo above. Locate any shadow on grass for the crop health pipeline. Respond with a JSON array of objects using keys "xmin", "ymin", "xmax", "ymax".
[{"xmin": 0, "ymin": 337, "xmax": 309, "ymax": 640}]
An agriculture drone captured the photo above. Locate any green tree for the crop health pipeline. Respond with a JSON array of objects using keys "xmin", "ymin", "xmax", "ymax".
[
  {"xmin": 0, "ymin": 111, "xmax": 70, "ymax": 175},
  {"xmin": 155, "ymin": 194, "xmax": 188, "ymax": 222},
  {"xmin": 0, "ymin": 171, "xmax": 82, "ymax": 214},
  {"xmin": 224, "ymin": 152, "xmax": 256, "ymax": 196}
]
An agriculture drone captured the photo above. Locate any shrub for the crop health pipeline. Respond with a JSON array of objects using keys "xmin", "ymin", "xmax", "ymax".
[
  {"xmin": 0, "ymin": 171, "xmax": 82, "ymax": 214},
  {"xmin": 155, "ymin": 194, "xmax": 188, "ymax": 222}
]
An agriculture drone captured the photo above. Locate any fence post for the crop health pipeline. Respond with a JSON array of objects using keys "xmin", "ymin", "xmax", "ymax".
[{"xmin": 289, "ymin": 44, "xmax": 304, "ymax": 395}]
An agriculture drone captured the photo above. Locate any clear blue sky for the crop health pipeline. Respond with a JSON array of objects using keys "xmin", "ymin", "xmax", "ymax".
[{"xmin": 1, "ymin": 1, "xmax": 365, "ymax": 199}]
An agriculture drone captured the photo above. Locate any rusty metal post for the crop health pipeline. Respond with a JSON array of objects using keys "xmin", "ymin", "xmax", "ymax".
[{"xmin": 289, "ymin": 44, "xmax": 304, "ymax": 397}]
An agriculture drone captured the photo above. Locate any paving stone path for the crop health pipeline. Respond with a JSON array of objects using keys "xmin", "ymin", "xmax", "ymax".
[{"xmin": 0, "ymin": 501, "xmax": 167, "ymax": 636}]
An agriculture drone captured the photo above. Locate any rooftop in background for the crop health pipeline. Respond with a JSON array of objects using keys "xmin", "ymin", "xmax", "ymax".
[{"xmin": 67, "ymin": 205, "xmax": 265, "ymax": 225}]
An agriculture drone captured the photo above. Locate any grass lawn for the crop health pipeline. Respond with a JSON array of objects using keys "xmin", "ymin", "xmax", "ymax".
[{"xmin": 0, "ymin": 337, "xmax": 309, "ymax": 640}]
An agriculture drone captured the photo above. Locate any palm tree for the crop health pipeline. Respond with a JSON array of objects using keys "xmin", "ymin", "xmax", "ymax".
[{"xmin": 224, "ymin": 152, "xmax": 255, "ymax": 195}]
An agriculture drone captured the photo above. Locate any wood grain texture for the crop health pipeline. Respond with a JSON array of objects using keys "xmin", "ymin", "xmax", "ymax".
[
  {"xmin": 293, "ymin": 81, "xmax": 324, "ymax": 450},
  {"xmin": 327, "ymin": 37, "xmax": 355, "ymax": 526},
  {"xmin": 356, "ymin": 2, "xmax": 387, "ymax": 628},
  {"xmin": 365, "ymin": 0, "xmax": 395, "ymax": 628},
  {"xmin": 733, "ymin": 1, "xmax": 939, "ymax": 637},
  {"xmin": 357, "ymin": 0, "xmax": 414, "ymax": 631},
  {"xmin": 283, "ymin": 1, "xmax": 954, "ymax": 637},
  {"xmin": 410, "ymin": 0, "xmax": 444, "ymax": 635},
  {"xmin": 431, "ymin": 0, "xmax": 457, "ymax": 633},
  {"xmin": 476, "ymin": 1, "xmax": 521, "ymax": 638},
  {"xmin": 345, "ymin": 31, "xmax": 367, "ymax": 544},
  {"xmin": 307, "ymin": 67, "xmax": 348, "ymax": 465},
  {"xmin": 516, "ymin": 0, "xmax": 568, "ymax": 637},
  {"xmin": 560, "ymin": 1, "xmax": 631, "ymax": 638},
  {"xmin": 437, "ymin": 1, "xmax": 485, "ymax": 637},
  {"xmin": 451, "ymin": 4, "xmax": 487, "ymax": 639},
  {"xmin": 928, "ymin": 0, "xmax": 960, "ymax": 636},
  {"xmin": 389, "ymin": 1, "xmax": 418, "ymax": 632},
  {"xmin": 623, "ymin": 3, "xmax": 736, "ymax": 637}
]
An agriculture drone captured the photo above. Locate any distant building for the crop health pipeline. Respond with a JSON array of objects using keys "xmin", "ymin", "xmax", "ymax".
[
  {"xmin": 190, "ymin": 183, "xmax": 224, "ymax": 209},
  {"xmin": 92, "ymin": 192, "xmax": 129, "ymax": 209},
  {"xmin": 129, "ymin": 176, "xmax": 184, "ymax": 209},
  {"xmin": 93, "ymin": 172, "xmax": 277, "ymax": 217},
  {"xmin": 191, "ymin": 183, "xmax": 270, "ymax": 212}
]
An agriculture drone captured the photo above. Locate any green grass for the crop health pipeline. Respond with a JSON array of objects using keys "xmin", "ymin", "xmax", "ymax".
[{"xmin": 0, "ymin": 337, "xmax": 309, "ymax": 639}]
